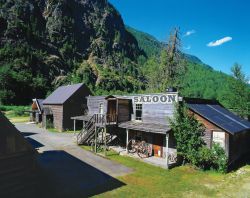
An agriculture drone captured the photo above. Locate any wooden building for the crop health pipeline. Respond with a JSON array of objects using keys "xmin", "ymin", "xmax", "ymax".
[
  {"xmin": 75, "ymin": 92, "xmax": 250, "ymax": 168},
  {"xmin": 185, "ymin": 98, "xmax": 250, "ymax": 165},
  {"xmin": 74, "ymin": 92, "xmax": 179, "ymax": 168},
  {"xmin": 0, "ymin": 112, "xmax": 38, "ymax": 197},
  {"xmin": 43, "ymin": 83, "xmax": 92, "ymax": 132},
  {"xmin": 29, "ymin": 98, "xmax": 44, "ymax": 123}
]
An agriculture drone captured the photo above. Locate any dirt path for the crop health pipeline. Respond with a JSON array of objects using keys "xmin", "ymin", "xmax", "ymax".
[{"xmin": 15, "ymin": 123, "xmax": 132, "ymax": 197}]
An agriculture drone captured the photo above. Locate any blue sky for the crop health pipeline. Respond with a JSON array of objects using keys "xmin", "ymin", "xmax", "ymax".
[{"xmin": 109, "ymin": 0, "xmax": 250, "ymax": 76}]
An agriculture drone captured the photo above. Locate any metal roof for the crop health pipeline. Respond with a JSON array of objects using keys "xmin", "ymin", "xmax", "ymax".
[
  {"xmin": 119, "ymin": 121, "xmax": 171, "ymax": 134},
  {"xmin": 43, "ymin": 83, "xmax": 84, "ymax": 105},
  {"xmin": 187, "ymin": 103, "xmax": 250, "ymax": 134}
]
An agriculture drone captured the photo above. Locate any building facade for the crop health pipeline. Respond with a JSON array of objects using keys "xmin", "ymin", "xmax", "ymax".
[
  {"xmin": 43, "ymin": 83, "xmax": 92, "ymax": 131},
  {"xmin": 74, "ymin": 92, "xmax": 250, "ymax": 168}
]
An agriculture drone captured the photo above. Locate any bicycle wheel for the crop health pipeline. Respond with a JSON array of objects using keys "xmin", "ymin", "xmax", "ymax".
[
  {"xmin": 127, "ymin": 139, "xmax": 136, "ymax": 154},
  {"xmin": 137, "ymin": 143, "xmax": 149, "ymax": 158}
]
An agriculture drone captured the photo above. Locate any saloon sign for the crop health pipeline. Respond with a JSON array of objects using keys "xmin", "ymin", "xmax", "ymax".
[{"xmin": 133, "ymin": 94, "xmax": 178, "ymax": 104}]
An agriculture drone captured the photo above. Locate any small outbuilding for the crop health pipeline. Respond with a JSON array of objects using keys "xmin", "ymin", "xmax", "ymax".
[
  {"xmin": 29, "ymin": 98, "xmax": 44, "ymax": 123},
  {"xmin": 42, "ymin": 83, "xmax": 92, "ymax": 132},
  {"xmin": 185, "ymin": 98, "xmax": 250, "ymax": 165},
  {"xmin": 0, "ymin": 112, "xmax": 38, "ymax": 197}
]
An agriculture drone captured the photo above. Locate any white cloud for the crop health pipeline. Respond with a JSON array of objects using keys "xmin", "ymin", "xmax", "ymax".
[
  {"xmin": 184, "ymin": 45, "xmax": 191, "ymax": 50},
  {"xmin": 184, "ymin": 30, "xmax": 196, "ymax": 37},
  {"xmin": 207, "ymin": 36, "xmax": 232, "ymax": 47}
]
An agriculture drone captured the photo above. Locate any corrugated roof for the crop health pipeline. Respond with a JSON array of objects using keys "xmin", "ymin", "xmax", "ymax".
[
  {"xmin": 43, "ymin": 83, "xmax": 84, "ymax": 105},
  {"xmin": 119, "ymin": 121, "xmax": 171, "ymax": 134},
  {"xmin": 187, "ymin": 103, "xmax": 250, "ymax": 134}
]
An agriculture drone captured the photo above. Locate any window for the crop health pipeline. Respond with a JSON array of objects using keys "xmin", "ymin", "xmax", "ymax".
[
  {"xmin": 212, "ymin": 131, "xmax": 225, "ymax": 149},
  {"xmin": 99, "ymin": 103, "xmax": 104, "ymax": 114},
  {"xmin": 135, "ymin": 104, "xmax": 142, "ymax": 121}
]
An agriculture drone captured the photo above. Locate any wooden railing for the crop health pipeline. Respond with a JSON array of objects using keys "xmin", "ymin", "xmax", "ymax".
[{"xmin": 94, "ymin": 113, "xmax": 118, "ymax": 125}]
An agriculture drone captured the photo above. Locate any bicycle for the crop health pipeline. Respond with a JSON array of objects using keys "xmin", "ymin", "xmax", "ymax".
[
  {"xmin": 127, "ymin": 139, "xmax": 150, "ymax": 158},
  {"xmin": 168, "ymin": 152, "xmax": 177, "ymax": 163}
]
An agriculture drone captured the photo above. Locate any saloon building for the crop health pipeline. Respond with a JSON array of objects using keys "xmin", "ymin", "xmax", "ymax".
[{"xmin": 73, "ymin": 90, "xmax": 250, "ymax": 168}]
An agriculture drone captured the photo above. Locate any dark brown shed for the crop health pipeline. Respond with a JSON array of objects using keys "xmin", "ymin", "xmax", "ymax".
[
  {"xmin": 42, "ymin": 83, "xmax": 92, "ymax": 131},
  {"xmin": 185, "ymin": 98, "xmax": 250, "ymax": 164}
]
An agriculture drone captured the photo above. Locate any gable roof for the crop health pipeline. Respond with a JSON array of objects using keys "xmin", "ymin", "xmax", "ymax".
[
  {"xmin": 43, "ymin": 83, "xmax": 84, "ymax": 105},
  {"xmin": 186, "ymin": 99, "xmax": 250, "ymax": 134},
  {"xmin": 33, "ymin": 99, "xmax": 44, "ymax": 113},
  {"xmin": 0, "ymin": 112, "xmax": 35, "ymax": 156}
]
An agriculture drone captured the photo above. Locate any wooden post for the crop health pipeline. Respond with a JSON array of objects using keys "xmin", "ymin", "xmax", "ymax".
[
  {"xmin": 104, "ymin": 127, "xmax": 107, "ymax": 156},
  {"xmin": 166, "ymin": 133, "xmax": 169, "ymax": 169},
  {"xmin": 73, "ymin": 119, "xmax": 76, "ymax": 133},
  {"xmin": 126, "ymin": 129, "xmax": 129, "ymax": 153},
  {"xmin": 95, "ymin": 126, "xmax": 97, "ymax": 153}
]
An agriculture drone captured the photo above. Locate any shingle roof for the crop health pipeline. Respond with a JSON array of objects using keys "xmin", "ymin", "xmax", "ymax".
[
  {"xmin": 187, "ymin": 103, "xmax": 250, "ymax": 134},
  {"xmin": 43, "ymin": 83, "xmax": 84, "ymax": 105}
]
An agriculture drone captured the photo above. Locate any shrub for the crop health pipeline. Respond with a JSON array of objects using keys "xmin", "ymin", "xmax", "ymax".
[
  {"xmin": 169, "ymin": 103, "xmax": 205, "ymax": 164},
  {"xmin": 197, "ymin": 143, "xmax": 228, "ymax": 173},
  {"xmin": 169, "ymin": 103, "xmax": 228, "ymax": 173},
  {"xmin": 0, "ymin": 105, "xmax": 29, "ymax": 116}
]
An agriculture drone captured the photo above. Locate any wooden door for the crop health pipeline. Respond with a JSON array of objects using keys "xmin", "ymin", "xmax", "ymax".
[{"xmin": 153, "ymin": 134, "xmax": 163, "ymax": 157}]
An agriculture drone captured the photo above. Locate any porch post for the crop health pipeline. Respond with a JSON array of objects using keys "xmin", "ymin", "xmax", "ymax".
[
  {"xmin": 104, "ymin": 127, "xmax": 107, "ymax": 156},
  {"xmin": 166, "ymin": 133, "xmax": 169, "ymax": 169},
  {"xmin": 95, "ymin": 126, "xmax": 97, "ymax": 153},
  {"xmin": 126, "ymin": 129, "xmax": 129, "ymax": 153},
  {"xmin": 73, "ymin": 119, "xmax": 76, "ymax": 133}
]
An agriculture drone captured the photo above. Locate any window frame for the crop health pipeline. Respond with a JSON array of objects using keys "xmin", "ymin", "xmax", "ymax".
[
  {"xmin": 99, "ymin": 103, "xmax": 104, "ymax": 114},
  {"xmin": 135, "ymin": 103, "xmax": 143, "ymax": 121}
]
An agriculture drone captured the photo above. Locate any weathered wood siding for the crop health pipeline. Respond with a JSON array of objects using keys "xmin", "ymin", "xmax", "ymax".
[
  {"xmin": 87, "ymin": 96, "xmax": 107, "ymax": 115},
  {"xmin": 118, "ymin": 99, "xmax": 130, "ymax": 122},
  {"xmin": 131, "ymin": 103, "xmax": 175, "ymax": 125},
  {"xmin": 43, "ymin": 104, "xmax": 63, "ymax": 131},
  {"xmin": 190, "ymin": 110, "xmax": 230, "ymax": 156},
  {"xmin": 63, "ymin": 85, "xmax": 91, "ymax": 130},
  {"xmin": 229, "ymin": 131, "xmax": 250, "ymax": 163}
]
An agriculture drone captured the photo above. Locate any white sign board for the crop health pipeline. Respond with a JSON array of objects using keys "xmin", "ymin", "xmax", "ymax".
[{"xmin": 133, "ymin": 94, "xmax": 178, "ymax": 104}]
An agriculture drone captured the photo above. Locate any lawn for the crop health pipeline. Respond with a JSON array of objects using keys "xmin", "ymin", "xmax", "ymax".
[
  {"xmin": 81, "ymin": 147, "xmax": 250, "ymax": 198},
  {"xmin": 1, "ymin": 105, "xmax": 30, "ymax": 123},
  {"xmin": 2, "ymin": 111, "xmax": 29, "ymax": 123}
]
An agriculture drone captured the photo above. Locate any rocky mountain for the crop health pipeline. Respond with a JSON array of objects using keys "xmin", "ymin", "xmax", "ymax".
[
  {"xmin": 0, "ymin": 0, "xmax": 248, "ymax": 110},
  {"xmin": 0, "ymin": 0, "xmax": 144, "ymax": 104}
]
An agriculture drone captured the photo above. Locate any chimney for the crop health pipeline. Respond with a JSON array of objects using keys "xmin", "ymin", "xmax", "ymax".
[{"xmin": 166, "ymin": 87, "xmax": 177, "ymax": 93}]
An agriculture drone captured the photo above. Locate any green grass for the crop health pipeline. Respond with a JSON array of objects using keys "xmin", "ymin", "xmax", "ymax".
[
  {"xmin": 80, "ymin": 146, "xmax": 250, "ymax": 198},
  {"xmin": 1, "ymin": 105, "xmax": 30, "ymax": 123}
]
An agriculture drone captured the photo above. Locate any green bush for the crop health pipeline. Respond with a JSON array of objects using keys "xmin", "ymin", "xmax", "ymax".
[
  {"xmin": 0, "ymin": 105, "xmax": 29, "ymax": 116},
  {"xmin": 197, "ymin": 143, "xmax": 228, "ymax": 173}
]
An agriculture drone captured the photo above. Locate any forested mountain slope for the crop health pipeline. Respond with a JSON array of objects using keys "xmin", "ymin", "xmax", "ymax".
[{"xmin": 0, "ymin": 0, "xmax": 144, "ymax": 104}]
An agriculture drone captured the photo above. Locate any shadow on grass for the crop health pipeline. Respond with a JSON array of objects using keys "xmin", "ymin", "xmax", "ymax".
[{"xmin": 37, "ymin": 151, "xmax": 125, "ymax": 198}]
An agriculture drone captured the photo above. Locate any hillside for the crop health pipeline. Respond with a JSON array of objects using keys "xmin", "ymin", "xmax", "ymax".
[
  {"xmin": 0, "ymin": 0, "xmax": 145, "ymax": 104},
  {"xmin": 127, "ymin": 27, "xmax": 249, "ymax": 116}
]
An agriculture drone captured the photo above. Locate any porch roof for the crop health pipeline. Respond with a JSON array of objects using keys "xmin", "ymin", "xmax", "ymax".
[
  {"xmin": 71, "ymin": 115, "xmax": 92, "ymax": 121},
  {"xmin": 118, "ymin": 121, "xmax": 170, "ymax": 134}
]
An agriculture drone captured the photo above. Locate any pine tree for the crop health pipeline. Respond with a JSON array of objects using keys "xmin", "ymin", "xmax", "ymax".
[{"xmin": 161, "ymin": 27, "xmax": 186, "ymax": 90}]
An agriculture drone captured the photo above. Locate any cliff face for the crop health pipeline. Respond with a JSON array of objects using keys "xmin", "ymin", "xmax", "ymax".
[{"xmin": 0, "ymin": 0, "xmax": 144, "ymax": 104}]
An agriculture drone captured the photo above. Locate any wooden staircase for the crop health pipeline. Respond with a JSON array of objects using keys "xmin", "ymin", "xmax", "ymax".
[{"xmin": 77, "ymin": 114, "xmax": 118, "ymax": 146}]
